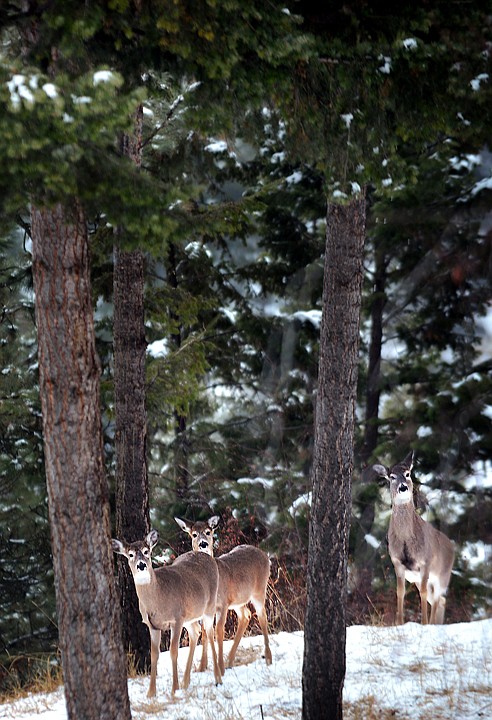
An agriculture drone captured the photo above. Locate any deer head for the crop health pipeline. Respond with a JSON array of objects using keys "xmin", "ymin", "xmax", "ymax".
[
  {"xmin": 111, "ymin": 529, "xmax": 159, "ymax": 586},
  {"xmin": 373, "ymin": 451, "xmax": 415, "ymax": 507}
]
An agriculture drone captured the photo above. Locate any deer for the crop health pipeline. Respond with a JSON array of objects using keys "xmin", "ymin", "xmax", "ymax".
[
  {"xmin": 111, "ymin": 529, "xmax": 222, "ymax": 697},
  {"xmin": 372, "ymin": 452, "xmax": 455, "ymax": 625},
  {"xmin": 175, "ymin": 515, "xmax": 272, "ymax": 674}
]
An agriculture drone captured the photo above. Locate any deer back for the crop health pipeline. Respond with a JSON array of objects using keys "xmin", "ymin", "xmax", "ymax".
[
  {"xmin": 216, "ymin": 545, "xmax": 270, "ymax": 607},
  {"xmin": 143, "ymin": 551, "xmax": 219, "ymax": 628}
]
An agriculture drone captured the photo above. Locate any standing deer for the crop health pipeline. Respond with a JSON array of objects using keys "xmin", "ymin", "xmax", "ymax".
[
  {"xmin": 372, "ymin": 452, "xmax": 455, "ymax": 625},
  {"xmin": 111, "ymin": 530, "xmax": 222, "ymax": 697},
  {"xmin": 175, "ymin": 516, "xmax": 272, "ymax": 674}
]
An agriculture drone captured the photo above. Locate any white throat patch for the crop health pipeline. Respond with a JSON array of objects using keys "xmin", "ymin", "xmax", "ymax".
[
  {"xmin": 133, "ymin": 568, "xmax": 151, "ymax": 585},
  {"xmin": 393, "ymin": 489, "xmax": 412, "ymax": 505}
]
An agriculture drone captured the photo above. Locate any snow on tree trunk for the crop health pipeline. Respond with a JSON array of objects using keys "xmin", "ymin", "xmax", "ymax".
[
  {"xmin": 302, "ymin": 192, "xmax": 366, "ymax": 720},
  {"xmin": 31, "ymin": 202, "xmax": 131, "ymax": 720}
]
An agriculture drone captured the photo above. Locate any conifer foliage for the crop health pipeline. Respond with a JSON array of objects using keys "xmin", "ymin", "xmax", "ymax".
[{"xmin": 0, "ymin": 2, "xmax": 491, "ymax": 716}]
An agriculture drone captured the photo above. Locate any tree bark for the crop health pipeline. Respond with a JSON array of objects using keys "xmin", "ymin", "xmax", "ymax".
[
  {"xmin": 113, "ymin": 103, "xmax": 151, "ymax": 672},
  {"xmin": 31, "ymin": 202, "xmax": 131, "ymax": 720},
  {"xmin": 114, "ymin": 244, "xmax": 151, "ymax": 671},
  {"xmin": 302, "ymin": 193, "xmax": 366, "ymax": 720},
  {"xmin": 361, "ymin": 243, "xmax": 387, "ymax": 465},
  {"xmin": 167, "ymin": 240, "xmax": 190, "ymax": 499},
  {"xmin": 352, "ymin": 243, "xmax": 388, "ymax": 613}
]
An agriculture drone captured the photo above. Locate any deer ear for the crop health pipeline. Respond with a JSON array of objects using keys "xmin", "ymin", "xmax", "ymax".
[
  {"xmin": 371, "ymin": 464, "xmax": 389, "ymax": 479},
  {"xmin": 146, "ymin": 529, "xmax": 159, "ymax": 549},
  {"xmin": 174, "ymin": 517, "xmax": 190, "ymax": 534},
  {"xmin": 403, "ymin": 451, "xmax": 414, "ymax": 470},
  {"xmin": 111, "ymin": 539, "xmax": 126, "ymax": 556},
  {"xmin": 208, "ymin": 515, "xmax": 220, "ymax": 529}
]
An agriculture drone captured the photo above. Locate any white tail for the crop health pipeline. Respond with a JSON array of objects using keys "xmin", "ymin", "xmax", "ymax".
[
  {"xmin": 373, "ymin": 452, "xmax": 455, "ymax": 625},
  {"xmin": 112, "ymin": 530, "xmax": 222, "ymax": 697},
  {"xmin": 175, "ymin": 516, "xmax": 272, "ymax": 674}
]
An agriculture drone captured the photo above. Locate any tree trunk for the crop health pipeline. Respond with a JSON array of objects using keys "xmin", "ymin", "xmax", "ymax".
[
  {"xmin": 113, "ymin": 105, "xmax": 151, "ymax": 673},
  {"xmin": 31, "ymin": 202, "xmax": 131, "ymax": 720},
  {"xmin": 302, "ymin": 193, "xmax": 366, "ymax": 720},
  {"xmin": 361, "ymin": 243, "xmax": 387, "ymax": 465},
  {"xmin": 351, "ymin": 243, "xmax": 388, "ymax": 616},
  {"xmin": 167, "ymin": 241, "xmax": 190, "ymax": 499},
  {"xmin": 114, "ymin": 244, "xmax": 151, "ymax": 672}
]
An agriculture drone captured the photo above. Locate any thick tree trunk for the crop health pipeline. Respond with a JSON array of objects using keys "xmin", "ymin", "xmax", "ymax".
[
  {"xmin": 113, "ymin": 105, "xmax": 151, "ymax": 672},
  {"xmin": 114, "ymin": 244, "xmax": 151, "ymax": 672},
  {"xmin": 302, "ymin": 193, "xmax": 366, "ymax": 720},
  {"xmin": 31, "ymin": 202, "xmax": 131, "ymax": 720}
]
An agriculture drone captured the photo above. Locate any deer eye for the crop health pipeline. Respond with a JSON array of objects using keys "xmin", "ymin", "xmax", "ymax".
[
  {"xmin": 142, "ymin": 548, "xmax": 149, "ymax": 556},
  {"xmin": 128, "ymin": 551, "xmax": 135, "ymax": 559},
  {"xmin": 192, "ymin": 532, "xmax": 198, "ymax": 538},
  {"xmin": 205, "ymin": 530, "xmax": 211, "ymax": 536}
]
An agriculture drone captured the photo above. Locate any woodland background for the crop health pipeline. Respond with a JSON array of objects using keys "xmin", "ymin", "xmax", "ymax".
[{"xmin": 0, "ymin": 0, "xmax": 491, "ymax": 697}]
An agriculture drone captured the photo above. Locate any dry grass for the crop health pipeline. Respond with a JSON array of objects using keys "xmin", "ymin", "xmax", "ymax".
[
  {"xmin": 0, "ymin": 653, "xmax": 63, "ymax": 703},
  {"xmin": 344, "ymin": 695, "xmax": 411, "ymax": 719}
]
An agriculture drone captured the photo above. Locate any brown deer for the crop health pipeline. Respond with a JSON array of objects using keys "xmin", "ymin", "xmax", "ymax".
[
  {"xmin": 175, "ymin": 516, "xmax": 272, "ymax": 674},
  {"xmin": 111, "ymin": 530, "xmax": 222, "ymax": 697},
  {"xmin": 372, "ymin": 452, "xmax": 454, "ymax": 625}
]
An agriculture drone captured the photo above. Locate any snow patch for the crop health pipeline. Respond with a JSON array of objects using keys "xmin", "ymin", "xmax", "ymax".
[
  {"xmin": 93, "ymin": 70, "xmax": 116, "ymax": 85},
  {"xmin": 470, "ymin": 73, "xmax": 489, "ymax": 91}
]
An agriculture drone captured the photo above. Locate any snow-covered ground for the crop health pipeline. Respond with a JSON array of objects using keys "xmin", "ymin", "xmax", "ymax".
[{"xmin": 3, "ymin": 620, "xmax": 491, "ymax": 720}]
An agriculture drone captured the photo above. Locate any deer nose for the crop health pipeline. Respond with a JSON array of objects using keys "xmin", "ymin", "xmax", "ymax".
[
  {"xmin": 137, "ymin": 561, "xmax": 147, "ymax": 571},
  {"xmin": 199, "ymin": 540, "xmax": 209, "ymax": 550},
  {"xmin": 398, "ymin": 482, "xmax": 408, "ymax": 493}
]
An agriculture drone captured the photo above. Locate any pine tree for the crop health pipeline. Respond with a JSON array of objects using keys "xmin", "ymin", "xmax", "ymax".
[{"xmin": 31, "ymin": 202, "xmax": 131, "ymax": 720}]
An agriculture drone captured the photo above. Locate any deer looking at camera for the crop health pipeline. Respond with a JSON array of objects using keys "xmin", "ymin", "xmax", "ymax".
[
  {"xmin": 372, "ymin": 452, "xmax": 455, "ymax": 625},
  {"xmin": 175, "ymin": 516, "xmax": 272, "ymax": 674},
  {"xmin": 112, "ymin": 530, "xmax": 222, "ymax": 697}
]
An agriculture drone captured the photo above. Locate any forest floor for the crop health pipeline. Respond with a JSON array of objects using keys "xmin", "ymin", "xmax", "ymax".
[{"xmin": 3, "ymin": 618, "xmax": 492, "ymax": 719}]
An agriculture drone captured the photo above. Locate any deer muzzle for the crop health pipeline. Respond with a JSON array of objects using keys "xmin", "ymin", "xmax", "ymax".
[{"xmin": 133, "ymin": 557, "xmax": 151, "ymax": 585}]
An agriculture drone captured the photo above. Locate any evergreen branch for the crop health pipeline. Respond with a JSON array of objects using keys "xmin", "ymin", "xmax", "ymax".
[{"xmin": 141, "ymin": 94, "xmax": 187, "ymax": 150}]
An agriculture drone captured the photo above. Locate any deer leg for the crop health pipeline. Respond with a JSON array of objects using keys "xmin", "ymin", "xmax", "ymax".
[
  {"xmin": 182, "ymin": 621, "xmax": 200, "ymax": 689},
  {"xmin": 420, "ymin": 574, "xmax": 429, "ymax": 625},
  {"xmin": 203, "ymin": 613, "xmax": 222, "ymax": 686},
  {"xmin": 227, "ymin": 605, "xmax": 251, "ymax": 669},
  {"xmin": 198, "ymin": 621, "xmax": 209, "ymax": 672},
  {"xmin": 147, "ymin": 627, "xmax": 161, "ymax": 698},
  {"xmin": 169, "ymin": 622, "xmax": 183, "ymax": 695},
  {"xmin": 434, "ymin": 596, "xmax": 446, "ymax": 624},
  {"xmin": 252, "ymin": 597, "xmax": 272, "ymax": 665},
  {"xmin": 429, "ymin": 600, "xmax": 437, "ymax": 624},
  {"xmin": 215, "ymin": 607, "xmax": 227, "ymax": 676},
  {"xmin": 395, "ymin": 571, "xmax": 405, "ymax": 625}
]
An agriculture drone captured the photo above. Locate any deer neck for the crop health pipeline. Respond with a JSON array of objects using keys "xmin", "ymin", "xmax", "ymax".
[{"xmin": 390, "ymin": 500, "xmax": 419, "ymax": 537}]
